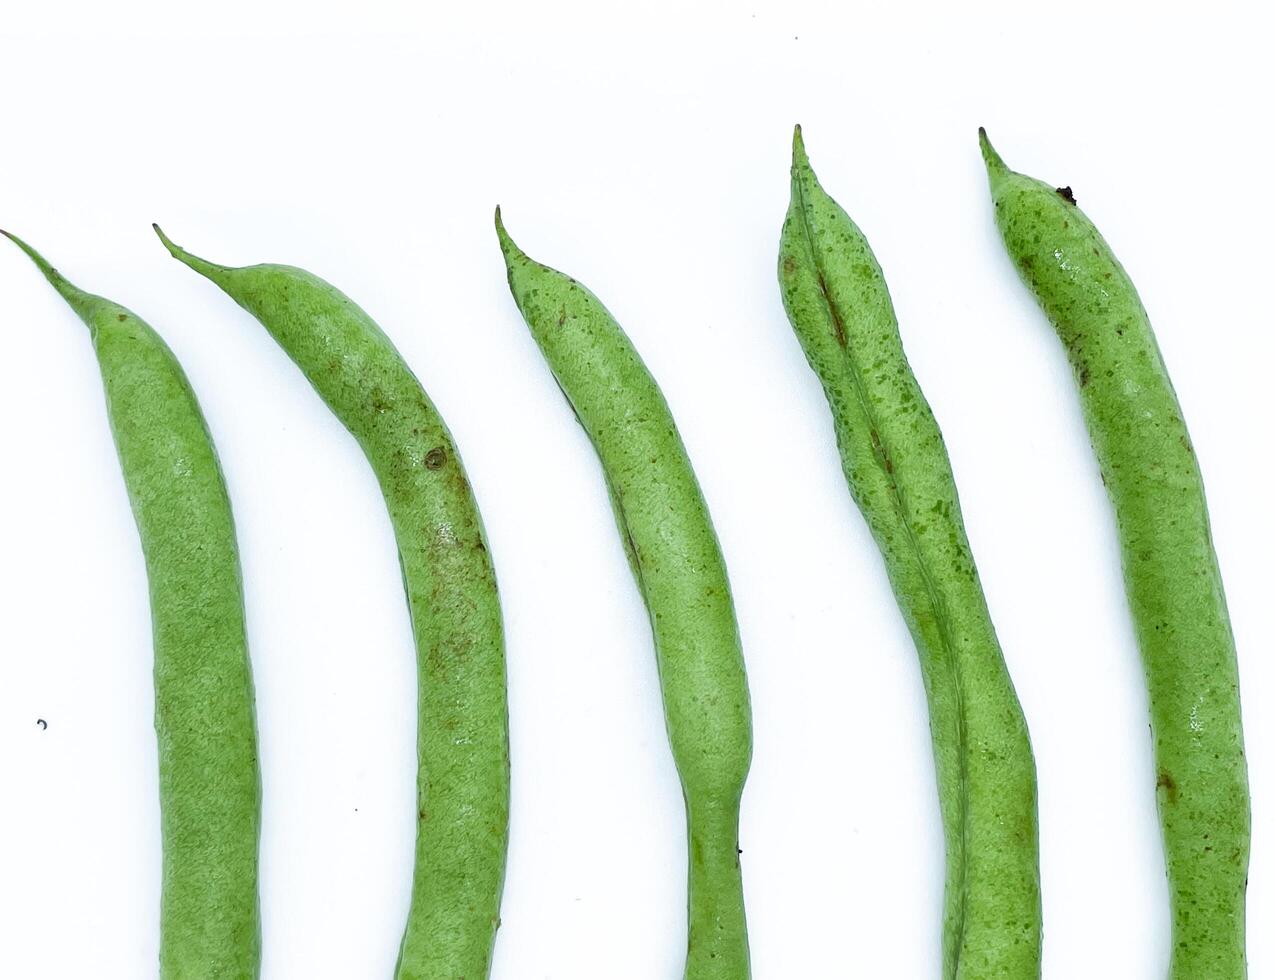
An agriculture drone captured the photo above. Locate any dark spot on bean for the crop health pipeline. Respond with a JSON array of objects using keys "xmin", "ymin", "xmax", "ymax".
[
  {"xmin": 782, "ymin": 255, "xmax": 796, "ymax": 275},
  {"xmin": 1156, "ymin": 769, "xmax": 1179, "ymax": 803},
  {"xmin": 424, "ymin": 447, "xmax": 447, "ymax": 469},
  {"xmin": 117, "ymin": 313, "xmax": 128, "ymax": 321},
  {"xmin": 1056, "ymin": 186, "xmax": 1077, "ymax": 205},
  {"xmin": 1078, "ymin": 366, "xmax": 1090, "ymax": 387}
]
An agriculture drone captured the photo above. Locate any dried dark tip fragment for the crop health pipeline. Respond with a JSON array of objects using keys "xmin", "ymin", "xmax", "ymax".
[
  {"xmin": 1055, "ymin": 186, "xmax": 1077, "ymax": 205},
  {"xmin": 424, "ymin": 447, "xmax": 447, "ymax": 469}
]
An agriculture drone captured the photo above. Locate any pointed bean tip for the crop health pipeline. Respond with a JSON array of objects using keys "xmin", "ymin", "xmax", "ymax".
[
  {"xmin": 493, "ymin": 207, "xmax": 523, "ymax": 262},
  {"xmin": 978, "ymin": 127, "xmax": 1007, "ymax": 174},
  {"xmin": 150, "ymin": 226, "xmax": 228, "ymax": 281},
  {"xmin": 791, "ymin": 123, "xmax": 808, "ymax": 166},
  {"xmin": 1, "ymin": 232, "xmax": 96, "ymax": 315},
  {"xmin": 152, "ymin": 222, "xmax": 181, "ymax": 257},
  {"xmin": 2, "ymin": 229, "xmax": 55, "ymax": 276}
]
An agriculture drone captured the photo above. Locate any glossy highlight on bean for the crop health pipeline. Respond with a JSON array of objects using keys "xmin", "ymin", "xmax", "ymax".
[
  {"xmin": 154, "ymin": 226, "xmax": 510, "ymax": 980},
  {"xmin": 980, "ymin": 129, "xmax": 1250, "ymax": 979},
  {"xmin": 496, "ymin": 209, "xmax": 753, "ymax": 980},
  {"xmin": 3, "ymin": 231, "xmax": 262, "ymax": 980},
  {"xmin": 776, "ymin": 128, "xmax": 1041, "ymax": 979}
]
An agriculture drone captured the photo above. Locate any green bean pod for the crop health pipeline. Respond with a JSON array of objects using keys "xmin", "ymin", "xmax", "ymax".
[
  {"xmin": 154, "ymin": 227, "xmax": 509, "ymax": 980},
  {"xmin": 776, "ymin": 128, "xmax": 1041, "ymax": 979},
  {"xmin": 979, "ymin": 130, "xmax": 1250, "ymax": 979},
  {"xmin": 4, "ymin": 232, "xmax": 262, "ymax": 979},
  {"xmin": 496, "ymin": 210, "xmax": 753, "ymax": 980}
]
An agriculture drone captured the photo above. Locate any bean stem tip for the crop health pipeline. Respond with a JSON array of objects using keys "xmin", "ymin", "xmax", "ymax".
[
  {"xmin": 978, "ymin": 127, "xmax": 1008, "ymax": 175},
  {"xmin": 493, "ymin": 206, "xmax": 523, "ymax": 263},
  {"xmin": 791, "ymin": 123, "xmax": 809, "ymax": 169}
]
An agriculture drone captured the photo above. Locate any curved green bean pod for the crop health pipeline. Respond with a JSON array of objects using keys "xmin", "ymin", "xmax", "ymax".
[
  {"xmin": 776, "ymin": 128, "xmax": 1041, "ymax": 979},
  {"xmin": 3, "ymin": 231, "xmax": 262, "ymax": 979},
  {"xmin": 980, "ymin": 130, "xmax": 1249, "ymax": 979},
  {"xmin": 154, "ymin": 226, "xmax": 509, "ymax": 980},
  {"xmin": 496, "ymin": 210, "xmax": 753, "ymax": 980}
]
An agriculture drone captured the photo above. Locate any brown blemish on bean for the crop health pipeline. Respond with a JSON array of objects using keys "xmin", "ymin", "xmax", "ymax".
[
  {"xmin": 1056, "ymin": 186, "xmax": 1077, "ymax": 205},
  {"xmin": 424, "ymin": 447, "xmax": 447, "ymax": 469}
]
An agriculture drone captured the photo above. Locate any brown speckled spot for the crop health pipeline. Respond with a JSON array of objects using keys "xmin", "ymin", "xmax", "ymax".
[{"xmin": 424, "ymin": 447, "xmax": 447, "ymax": 469}]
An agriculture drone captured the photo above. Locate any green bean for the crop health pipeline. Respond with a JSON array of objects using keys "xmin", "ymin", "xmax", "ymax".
[
  {"xmin": 154, "ymin": 226, "xmax": 509, "ymax": 980},
  {"xmin": 776, "ymin": 128, "xmax": 1041, "ymax": 979},
  {"xmin": 3, "ymin": 231, "xmax": 262, "ymax": 979},
  {"xmin": 979, "ymin": 130, "xmax": 1250, "ymax": 979},
  {"xmin": 495, "ymin": 210, "xmax": 753, "ymax": 980}
]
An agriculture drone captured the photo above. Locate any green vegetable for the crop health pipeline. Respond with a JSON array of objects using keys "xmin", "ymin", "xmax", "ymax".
[
  {"xmin": 3, "ymin": 231, "xmax": 262, "ymax": 979},
  {"xmin": 496, "ymin": 209, "xmax": 753, "ymax": 980},
  {"xmin": 980, "ymin": 129, "xmax": 1250, "ymax": 979},
  {"xmin": 776, "ymin": 128, "xmax": 1041, "ymax": 979},
  {"xmin": 155, "ymin": 226, "xmax": 509, "ymax": 980}
]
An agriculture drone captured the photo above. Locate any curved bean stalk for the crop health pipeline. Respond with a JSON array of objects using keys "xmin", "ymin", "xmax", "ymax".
[
  {"xmin": 155, "ymin": 227, "xmax": 510, "ymax": 980},
  {"xmin": 496, "ymin": 210, "xmax": 753, "ymax": 980},
  {"xmin": 776, "ymin": 128, "xmax": 1041, "ymax": 979},
  {"xmin": 980, "ymin": 130, "xmax": 1249, "ymax": 979},
  {"xmin": 3, "ymin": 231, "xmax": 262, "ymax": 979}
]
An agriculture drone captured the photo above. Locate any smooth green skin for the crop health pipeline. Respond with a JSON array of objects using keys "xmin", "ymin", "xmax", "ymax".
[
  {"xmin": 777, "ymin": 129, "xmax": 1041, "ymax": 979},
  {"xmin": 3, "ymin": 232, "xmax": 262, "ymax": 979},
  {"xmin": 980, "ymin": 131, "xmax": 1250, "ymax": 979},
  {"xmin": 155, "ymin": 227, "xmax": 509, "ymax": 980},
  {"xmin": 496, "ymin": 211, "xmax": 753, "ymax": 980}
]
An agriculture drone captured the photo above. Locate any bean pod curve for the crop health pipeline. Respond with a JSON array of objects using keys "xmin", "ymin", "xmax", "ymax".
[
  {"xmin": 4, "ymin": 231, "xmax": 263, "ymax": 979},
  {"xmin": 980, "ymin": 130, "xmax": 1250, "ymax": 979},
  {"xmin": 496, "ymin": 209, "xmax": 754, "ymax": 980},
  {"xmin": 777, "ymin": 128, "xmax": 1042, "ymax": 979},
  {"xmin": 154, "ymin": 226, "xmax": 510, "ymax": 980}
]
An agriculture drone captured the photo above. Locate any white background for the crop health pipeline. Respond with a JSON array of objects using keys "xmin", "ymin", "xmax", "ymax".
[{"xmin": 1, "ymin": 2, "xmax": 1270, "ymax": 977}]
